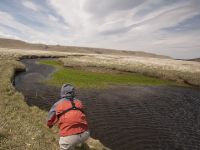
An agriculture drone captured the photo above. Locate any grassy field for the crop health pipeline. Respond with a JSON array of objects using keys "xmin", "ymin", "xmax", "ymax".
[
  {"xmin": 40, "ymin": 60, "xmax": 181, "ymax": 88},
  {"xmin": 59, "ymin": 55, "xmax": 200, "ymax": 87}
]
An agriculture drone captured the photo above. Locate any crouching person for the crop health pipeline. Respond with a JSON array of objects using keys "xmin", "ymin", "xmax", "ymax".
[{"xmin": 47, "ymin": 84, "xmax": 90, "ymax": 150}]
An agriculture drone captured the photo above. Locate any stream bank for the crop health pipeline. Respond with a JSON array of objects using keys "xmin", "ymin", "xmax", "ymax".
[{"xmin": 15, "ymin": 58, "xmax": 200, "ymax": 150}]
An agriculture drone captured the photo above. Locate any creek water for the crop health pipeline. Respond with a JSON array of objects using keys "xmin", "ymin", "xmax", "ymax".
[{"xmin": 14, "ymin": 58, "xmax": 200, "ymax": 150}]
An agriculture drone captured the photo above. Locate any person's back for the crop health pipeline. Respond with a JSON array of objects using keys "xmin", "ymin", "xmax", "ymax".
[
  {"xmin": 47, "ymin": 84, "xmax": 90, "ymax": 150},
  {"xmin": 56, "ymin": 98, "xmax": 88, "ymax": 136}
]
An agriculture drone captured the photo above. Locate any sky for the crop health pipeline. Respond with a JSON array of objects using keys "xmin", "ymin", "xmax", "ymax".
[{"xmin": 0, "ymin": 0, "xmax": 200, "ymax": 59}]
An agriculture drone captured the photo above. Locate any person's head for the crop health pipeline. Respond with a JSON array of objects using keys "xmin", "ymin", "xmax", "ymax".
[{"xmin": 60, "ymin": 83, "xmax": 75, "ymax": 99}]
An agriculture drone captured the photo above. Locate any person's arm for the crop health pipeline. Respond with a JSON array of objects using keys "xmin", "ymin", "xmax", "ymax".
[{"xmin": 47, "ymin": 102, "xmax": 59, "ymax": 128}]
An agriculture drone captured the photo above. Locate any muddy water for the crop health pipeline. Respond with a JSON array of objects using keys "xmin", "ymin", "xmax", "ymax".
[{"xmin": 15, "ymin": 59, "xmax": 200, "ymax": 150}]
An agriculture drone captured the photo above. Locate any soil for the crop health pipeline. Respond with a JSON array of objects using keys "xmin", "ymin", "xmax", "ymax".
[{"xmin": 14, "ymin": 59, "xmax": 200, "ymax": 150}]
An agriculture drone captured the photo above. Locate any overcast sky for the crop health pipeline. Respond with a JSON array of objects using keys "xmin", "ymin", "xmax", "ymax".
[{"xmin": 0, "ymin": 0, "xmax": 200, "ymax": 58}]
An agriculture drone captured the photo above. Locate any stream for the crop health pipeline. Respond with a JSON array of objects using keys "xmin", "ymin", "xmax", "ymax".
[{"xmin": 15, "ymin": 58, "xmax": 200, "ymax": 150}]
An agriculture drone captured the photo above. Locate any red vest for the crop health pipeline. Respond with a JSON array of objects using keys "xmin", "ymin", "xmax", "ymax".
[{"xmin": 56, "ymin": 100, "xmax": 88, "ymax": 136}]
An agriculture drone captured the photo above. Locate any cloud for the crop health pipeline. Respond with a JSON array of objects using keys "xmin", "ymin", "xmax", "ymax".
[
  {"xmin": 0, "ymin": 0, "xmax": 199, "ymax": 59},
  {"xmin": 0, "ymin": 10, "xmax": 70, "ymax": 44},
  {"xmin": 82, "ymin": 0, "xmax": 146, "ymax": 17},
  {"xmin": 48, "ymin": 14, "xmax": 59, "ymax": 22},
  {"xmin": 22, "ymin": 1, "xmax": 39, "ymax": 11}
]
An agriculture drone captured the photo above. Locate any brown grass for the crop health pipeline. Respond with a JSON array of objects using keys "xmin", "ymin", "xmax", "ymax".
[{"xmin": 0, "ymin": 56, "xmax": 59, "ymax": 149}]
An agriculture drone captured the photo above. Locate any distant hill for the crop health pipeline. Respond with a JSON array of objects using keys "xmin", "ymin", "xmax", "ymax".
[
  {"xmin": 0, "ymin": 38, "xmax": 171, "ymax": 59},
  {"xmin": 188, "ymin": 58, "xmax": 200, "ymax": 62}
]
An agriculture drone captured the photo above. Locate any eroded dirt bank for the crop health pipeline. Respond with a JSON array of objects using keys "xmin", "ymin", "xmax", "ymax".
[{"xmin": 15, "ymin": 59, "xmax": 200, "ymax": 150}]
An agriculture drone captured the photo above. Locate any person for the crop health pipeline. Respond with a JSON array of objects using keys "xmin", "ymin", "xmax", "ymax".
[{"xmin": 47, "ymin": 83, "xmax": 90, "ymax": 150}]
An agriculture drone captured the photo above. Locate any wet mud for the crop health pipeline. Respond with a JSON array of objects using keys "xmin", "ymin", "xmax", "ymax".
[{"xmin": 15, "ymin": 59, "xmax": 200, "ymax": 150}]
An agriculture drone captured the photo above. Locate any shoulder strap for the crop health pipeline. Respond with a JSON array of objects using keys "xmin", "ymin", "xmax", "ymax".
[{"xmin": 57, "ymin": 100, "xmax": 85, "ymax": 118}]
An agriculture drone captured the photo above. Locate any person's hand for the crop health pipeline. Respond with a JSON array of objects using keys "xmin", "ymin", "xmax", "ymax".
[
  {"xmin": 47, "ymin": 122, "xmax": 54, "ymax": 128},
  {"xmin": 48, "ymin": 124, "xmax": 53, "ymax": 128}
]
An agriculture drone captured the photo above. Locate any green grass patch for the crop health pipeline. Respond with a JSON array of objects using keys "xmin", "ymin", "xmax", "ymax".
[
  {"xmin": 39, "ymin": 59, "xmax": 62, "ymax": 67},
  {"xmin": 40, "ymin": 60, "xmax": 181, "ymax": 88}
]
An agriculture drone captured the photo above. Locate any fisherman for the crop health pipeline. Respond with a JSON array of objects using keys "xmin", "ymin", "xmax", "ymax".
[{"xmin": 47, "ymin": 84, "xmax": 90, "ymax": 150}]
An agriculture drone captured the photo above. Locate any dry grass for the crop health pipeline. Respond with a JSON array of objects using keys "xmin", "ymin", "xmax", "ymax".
[
  {"xmin": 0, "ymin": 56, "xmax": 59, "ymax": 150},
  {"xmin": 59, "ymin": 55, "xmax": 200, "ymax": 86},
  {"xmin": 0, "ymin": 48, "xmax": 82, "ymax": 58}
]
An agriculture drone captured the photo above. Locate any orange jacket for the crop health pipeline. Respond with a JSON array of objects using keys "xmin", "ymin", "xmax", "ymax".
[{"xmin": 47, "ymin": 98, "xmax": 89, "ymax": 136}]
